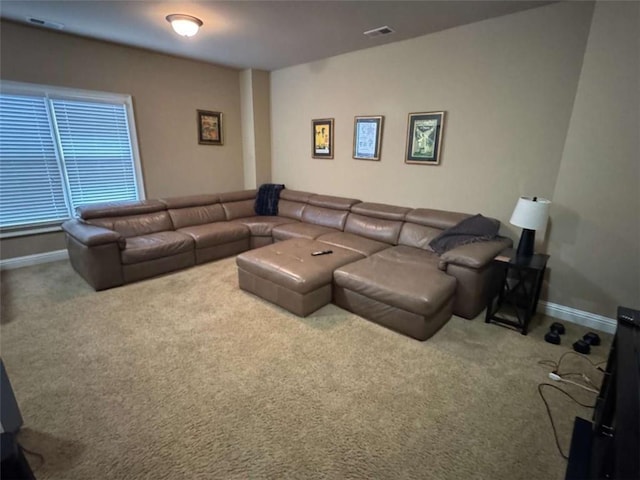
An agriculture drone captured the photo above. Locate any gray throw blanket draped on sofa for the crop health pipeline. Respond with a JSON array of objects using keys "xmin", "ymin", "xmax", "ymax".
[{"xmin": 429, "ymin": 214, "xmax": 499, "ymax": 254}]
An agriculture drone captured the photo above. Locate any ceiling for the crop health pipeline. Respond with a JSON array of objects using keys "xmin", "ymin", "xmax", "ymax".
[{"xmin": 0, "ymin": 1, "xmax": 554, "ymax": 71}]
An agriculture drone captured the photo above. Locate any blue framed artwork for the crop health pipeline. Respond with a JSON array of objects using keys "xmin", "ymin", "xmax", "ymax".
[{"xmin": 353, "ymin": 115, "xmax": 384, "ymax": 161}]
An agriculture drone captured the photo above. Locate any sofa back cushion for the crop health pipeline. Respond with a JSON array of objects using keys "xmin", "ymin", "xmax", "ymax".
[
  {"xmin": 344, "ymin": 202, "xmax": 410, "ymax": 245},
  {"xmin": 219, "ymin": 190, "xmax": 257, "ymax": 220},
  {"xmin": 399, "ymin": 208, "xmax": 473, "ymax": 250},
  {"xmin": 169, "ymin": 204, "xmax": 226, "ymax": 229},
  {"xmin": 344, "ymin": 214, "xmax": 404, "ymax": 245},
  {"xmin": 278, "ymin": 200, "xmax": 306, "ymax": 220},
  {"xmin": 159, "ymin": 194, "xmax": 225, "ymax": 229},
  {"xmin": 161, "ymin": 194, "xmax": 220, "ymax": 209},
  {"xmin": 398, "ymin": 223, "xmax": 443, "ymax": 250},
  {"xmin": 350, "ymin": 202, "xmax": 410, "ymax": 221},
  {"xmin": 77, "ymin": 199, "xmax": 166, "ymax": 220},
  {"xmin": 302, "ymin": 205, "xmax": 348, "ymax": 230},
  {"xmin": 280, "ymin": 189, "xmax": 313, "ymax": 203},
  {"xmin": 222, "ymin": 200, "xmax": 255, "ymax": 220},
  {"xmin": 405, "ymin": 208, "xmax": 471, "ymax": 230},
  {"xmin": 277, "ymin": 189, "xmax": 314, "ymax": 220},
  {"xmin": 88, "ymin": 210, "xmax": 173, "ymax": 238},
  {"xmin": 300, "ymin": 193, "xmax": 361, "ymax": 230},
  {"xmin": 308, "ymin": 194, "xmax": 360, "ymax": 210}
]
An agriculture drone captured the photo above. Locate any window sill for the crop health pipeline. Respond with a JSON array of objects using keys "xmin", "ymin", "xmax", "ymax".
[{"xmin": 0, "ymin": 225, "xmax": 64, "ymax": 240}]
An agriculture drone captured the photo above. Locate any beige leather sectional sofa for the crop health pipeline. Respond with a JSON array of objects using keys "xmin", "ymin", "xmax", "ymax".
[{"xmin": 62, "ymin": 189, "xmax": 511, "ymax": 340}]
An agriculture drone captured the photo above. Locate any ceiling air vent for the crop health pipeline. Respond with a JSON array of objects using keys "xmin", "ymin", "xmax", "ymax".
[
  {"xmin": 26, "ymin": 17, "xmax": 65, "ymax": 30},
  {"xmin": 363, "ymin": 26, "xmax": 395, "ymax": 39}
]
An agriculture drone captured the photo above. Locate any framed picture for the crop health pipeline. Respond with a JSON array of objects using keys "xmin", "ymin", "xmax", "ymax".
[
  {"xmin": 405, "ymin": 111, "xmax": 445, "ymax": 165},
  {"xmin": 312, "ymin": 118, "xmax": 334, "ymax": 159},
  {"xmin": 197, "ymin": 110, "xmax": 223, "ymax": 145},
  {"xmin": 353, "ymin": 116, "xmax": 384, "ymax": 161}
]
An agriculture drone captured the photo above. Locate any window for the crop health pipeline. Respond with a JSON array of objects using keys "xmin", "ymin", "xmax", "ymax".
[{"xmin": 0, "ymin": 81, "xmax": 144, "ymax": 234}]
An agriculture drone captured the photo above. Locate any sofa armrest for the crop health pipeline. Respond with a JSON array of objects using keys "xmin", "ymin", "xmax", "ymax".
[
  {"xmin": 438, "ymin": 237, "xmax": 512, "ymax": 270},
  {"xmin": 62, "ymin": 219, "xmax": 125, "ymax": 248}
]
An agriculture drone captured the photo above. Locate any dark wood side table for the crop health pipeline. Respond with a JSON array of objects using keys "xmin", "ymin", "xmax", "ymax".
[{"xmin": 485, "ymin": 248, "xmax": 549, "ymax": 335}]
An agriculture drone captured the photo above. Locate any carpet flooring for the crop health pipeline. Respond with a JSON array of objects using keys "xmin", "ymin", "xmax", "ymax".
[{"xmin": 0, "ymin": 257, "xmax": 610, "ymax": 479}]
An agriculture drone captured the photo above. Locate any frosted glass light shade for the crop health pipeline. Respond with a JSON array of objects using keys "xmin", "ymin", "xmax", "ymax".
[
  {"xmin": 166, "ymin": 14, "xmax": 203, "ymax": 37},
  {"xmin": 510, "ymin": 196, "xmax": 551, "ymax": 230}
]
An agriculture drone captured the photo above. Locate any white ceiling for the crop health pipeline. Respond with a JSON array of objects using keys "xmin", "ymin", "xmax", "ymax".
[{"xmin": 0, "ymin": 1, "xmax": 554, "ymax": 71}]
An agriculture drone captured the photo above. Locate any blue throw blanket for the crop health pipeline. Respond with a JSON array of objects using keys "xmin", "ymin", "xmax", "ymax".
[{"xmin": 255, "ymin": 183, "xmax": 285, "ymax": 216}]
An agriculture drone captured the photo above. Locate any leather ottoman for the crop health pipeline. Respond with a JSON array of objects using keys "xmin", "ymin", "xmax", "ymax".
[
  {"xmin": 236, "ymin": 239, "xmax": 365, "ymax": 316},
  {"xmin": 333, "ymin": 246, "xmax": 457, "ymax": 340}
]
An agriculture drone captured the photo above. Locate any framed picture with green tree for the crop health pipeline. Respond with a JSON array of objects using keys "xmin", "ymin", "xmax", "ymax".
[
  {"xmin": 405, "ymin": 111, "xmax": 445, "ymax": 165},
  {"xmin": 312, "ymin": 118, "xmax": 334, "ymax": 159}
]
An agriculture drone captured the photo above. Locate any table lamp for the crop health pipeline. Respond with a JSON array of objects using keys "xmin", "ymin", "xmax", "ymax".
[{"xmin": 509, "ymin": 196, "xmax": 551, "ymax": 258}]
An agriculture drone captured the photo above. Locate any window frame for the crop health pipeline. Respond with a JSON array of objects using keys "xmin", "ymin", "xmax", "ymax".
[{"xmin": 0, "ymin": 80, "xmax": 145, "ymax": 238}]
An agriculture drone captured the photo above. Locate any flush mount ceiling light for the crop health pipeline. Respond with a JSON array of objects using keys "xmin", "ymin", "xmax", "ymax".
[{"xmin": 166, "ymin": 14, "xmax": 203, "ymax": 37}]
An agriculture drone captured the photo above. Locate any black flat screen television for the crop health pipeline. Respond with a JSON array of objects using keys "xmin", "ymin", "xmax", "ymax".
[{"xmin": 565, "ymin": 306, "xmax": 640, "ymax": 480}]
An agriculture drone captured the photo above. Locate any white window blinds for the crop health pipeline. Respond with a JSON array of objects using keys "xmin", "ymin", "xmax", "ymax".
[
  {"xmin": 0, "ymin": 95, "xmax": 69, "ymax": 228},
  {"xmin": 51, "ymin": 99, "xmax": 139, "ymax": 211},
  {"xmin": 0, "ymin": 82, "xmax": 143, "ymax": 231}
]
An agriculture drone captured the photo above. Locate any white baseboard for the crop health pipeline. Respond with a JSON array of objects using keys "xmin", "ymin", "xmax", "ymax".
[
  {"xmin": 0, "ymin": 249, "xmax": 68, "ymax": 271},
  {"xmin": 540, "ymin": 301, "xmax": 617, "ymax": 334}
]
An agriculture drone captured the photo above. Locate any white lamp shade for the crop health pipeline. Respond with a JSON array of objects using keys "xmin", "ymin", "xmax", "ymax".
[
  {"xmin": 166, "ymin": 14, "xmax": 203, "ymax": 37},
  {"xmin": 509, "ymin": 196, "xmax": 551, "ymax": 230}
]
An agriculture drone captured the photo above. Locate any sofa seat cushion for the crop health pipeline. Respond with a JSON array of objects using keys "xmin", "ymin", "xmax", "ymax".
[
  {"xmin": 272, "ymin": 222, "xmax": 338, "ymax": 241},
  {"xmin": 121, "ymin": 231, "xmax": 194, "ymax": 265},
  {"xmin": 232, "ymin": 216, "xmax": 299, "ymax": 237},
  {"xmin": 317, "ymin": 232, "xmax": 390, "ymax": 257},
  {"xmin": 178, "ymin": 222, "xmax": 249, "ymax": 249},
  {"xmin": 333, "ymin": 246, "xmax": 456, "ymax": 316}
]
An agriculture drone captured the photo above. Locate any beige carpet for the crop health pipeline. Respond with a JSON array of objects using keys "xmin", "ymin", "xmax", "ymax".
[{"xmin": 0, "ymin": 258, "xmax": 611, "ymax": 480}]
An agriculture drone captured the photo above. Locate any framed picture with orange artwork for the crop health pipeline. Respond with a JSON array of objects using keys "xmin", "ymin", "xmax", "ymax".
[
  {"xmin": 312, "ymin": 118, "xmax": 334, "ymax": 159},
  {"xmin": 197, "ymin": 110, "xmax": 223, "ymax": 145}
]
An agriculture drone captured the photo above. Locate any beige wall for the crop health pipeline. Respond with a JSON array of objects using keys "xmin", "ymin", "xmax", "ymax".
[
  {"xmin": 0, "ymin": 21, "xmax": 244, "ymax": 259},
  {"xmin": 271, "ymin": 1, "xmax": 639, "ymax": 317},
  {"xmin": 547, "ymin": 1, "xmax": 640, "ymax": 315}
]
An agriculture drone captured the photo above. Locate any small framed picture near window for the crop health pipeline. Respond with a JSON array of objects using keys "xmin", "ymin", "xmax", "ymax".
[
  {"xmin": 197, "ymin": 110, "xmax": 223, "ymax": 145},
  {"xmin": 312, "ymin": 118, "xmax": 334, "ymax": 159},
  {"xmin": 353, "ymin": 115, "xmax": 384, "ymax": 161},
  {"xmin": 405, "ymin": 111, "xmax": 445, "ymax": 165}
]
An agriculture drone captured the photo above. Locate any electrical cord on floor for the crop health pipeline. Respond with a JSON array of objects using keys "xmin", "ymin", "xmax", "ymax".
[
  {"xmin": 538, "ymin": 350, "xmax": 607, "ymax": 394},
  {"xmin": 538, "ymin": 351, "xmax": 606, "ymax": 373},
  {"xmin": 18, "ymin": 442, "xmax": 45, "ymax": 469},
  {"xmin": 557, "ymin": 372, "xmax": 599, "ymax": 390},
  {"xmin": 537, "ymin": 383, "xmax": 597, "ymax": 461}
]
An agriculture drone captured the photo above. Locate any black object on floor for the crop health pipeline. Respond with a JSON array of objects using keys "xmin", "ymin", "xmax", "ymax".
[
  {"xmin": 573, "ymin": 331, "xmax": 602, "ymax": 354},
  {"xmin": 545, "ymin": 322, "xmax": 565, "ymax": 344},
  {"xmin": 0, "ymin": 434, "xmax": 35, "ymax": 480},
  {"xmin": 545, "ymin": 330, "xmax": 561, "ymax": 345},
  {"xmin": 573, "ymin": 339, "xmax": 591, "ymax": 354},
  {"xmin": 583, "ymin": 332, "xmax": 601, "ymax": 346}
]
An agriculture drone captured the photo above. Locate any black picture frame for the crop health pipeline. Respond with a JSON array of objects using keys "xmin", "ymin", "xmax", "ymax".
[
  {"xmin": 312, "ymin": 118, "xmax": 334, "ymax": 159},
  {"xmin": 405, "ymin": 111, "xmax": 445, "ymax": 165},
  {"xmin": 198, "ymin": 110, "xmax": 223, "ymax": 146}
]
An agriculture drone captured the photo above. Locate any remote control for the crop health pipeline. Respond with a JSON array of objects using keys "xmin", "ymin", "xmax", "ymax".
[{"xmin": 311, "ymin": 250, "xmax": 333, "ymax": 256}]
